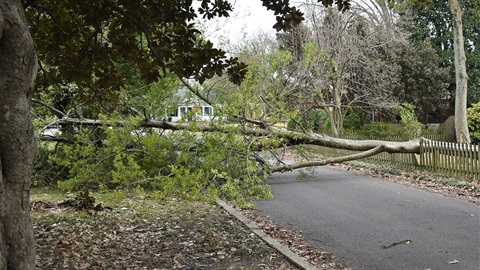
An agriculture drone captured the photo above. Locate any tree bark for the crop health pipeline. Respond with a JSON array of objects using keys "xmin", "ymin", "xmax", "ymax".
[
  {"xmin": 0, "ymin": 0, "xmax": 37, "ymax": 269},
  {"xmin": 449, "ymin": 0, "xmax": 471, "ymax": 144},
  {"xmin": 44, "ymin": 117, "xmax": 422, "ymax": 154},
  {"xmin": 270, "ymin": 145, "xmax": 386, "ymax": 173}
]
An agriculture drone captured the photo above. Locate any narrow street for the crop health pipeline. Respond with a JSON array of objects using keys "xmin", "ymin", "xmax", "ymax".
[{"xmin": 255, "ymin": 167, "xmax": 480, "ymax": 270}]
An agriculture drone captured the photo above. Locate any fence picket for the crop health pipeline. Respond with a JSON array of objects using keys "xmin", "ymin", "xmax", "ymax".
[
  {"xmin": 475, "ymin": 145, "xmax": 479, "ymax": 180},
  {"xmin": 473, "ymin": 145, "xmax": 480, "ymax": 180},
  {"xmin": 420, "ymin": 140, "xmax": 425, "ymax": 167},
  {"xmin": 466, "ymin": 144, "xmax": 472, "ymax": 179},
  {"xmin": 447, "ymin": 142, "xmax": 453, "ymax": 177},
  {"xmin": 441, "ymin": 141, "xmax": 445, "ymax": 172}
]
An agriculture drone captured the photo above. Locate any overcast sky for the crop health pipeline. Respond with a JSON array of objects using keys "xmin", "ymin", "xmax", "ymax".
[{"xmin": 198, "ymin": 0, "xmax": 277, "ymax": 48}]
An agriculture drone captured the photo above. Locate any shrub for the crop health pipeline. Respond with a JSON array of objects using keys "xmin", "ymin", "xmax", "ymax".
[
  {"xmin": 343, "ymin": 109, "xmax": 362, "ymax": 131},
  {"xmin": 467, "ymin": 102, "xmax": 480, "ymax": 144},
  {"xmin": 360, "ymin": 122, "xmax": 404, "ymax": 138},
  {"xmin": 353, "ymin": 103, "xmax": 421, "ymax": 140}
]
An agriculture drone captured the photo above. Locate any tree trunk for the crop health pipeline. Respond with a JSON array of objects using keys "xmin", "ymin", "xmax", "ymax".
[
  {"xmin": 42, "ymin": 117, "xmax": 423, "ymax": 154},
  {"xmin": 0, "ymin": 0, "xmax": 38, "ymax": 269},
  {"xmin": 449, "ymin": 0, "xmax": 471, "ymax": 144}
]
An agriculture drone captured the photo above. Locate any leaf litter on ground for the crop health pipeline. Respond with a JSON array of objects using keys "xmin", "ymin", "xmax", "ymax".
[{"xmin": 33, "ymin": 192, "xmax": 325, "ymax": 270}]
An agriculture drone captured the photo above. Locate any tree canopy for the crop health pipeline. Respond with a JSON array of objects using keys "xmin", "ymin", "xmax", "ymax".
[{"xmin": 406, "ymin": 0, "xmax": 480, "ymax": 105}]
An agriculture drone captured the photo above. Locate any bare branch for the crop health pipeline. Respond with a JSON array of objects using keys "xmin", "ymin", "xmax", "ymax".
[
  {"xmin": 36, "ymin": 135, "xmax": 75, "ymax": 144},
  {"xmin": 32, "ymin": 98, "xmax": 67, "ymax": 118},
  {"xmin": 179, "ymin": 77, "xmax": 214, "ymax": 107},
  {"xmin": 269, "ymin": 145, "xmax": 385, "ymax": 173}
]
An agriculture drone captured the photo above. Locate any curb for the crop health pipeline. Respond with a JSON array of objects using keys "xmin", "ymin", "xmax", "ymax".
[{"xmin": 215, "ymin": 199, "xmax": 320, "ymax": 270}]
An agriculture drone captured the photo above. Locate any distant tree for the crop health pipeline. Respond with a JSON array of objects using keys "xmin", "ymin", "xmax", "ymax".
[
  {"xmin": 404, "ymin": 0, "xmax": 479, "ymax": 142},
  {"xmin": 274, "ymin": 3, "xmax": 403, "ymax": 136},
  {"xmin": 392, "ymin": 39, "xmax": 450, "ymax": 124}
]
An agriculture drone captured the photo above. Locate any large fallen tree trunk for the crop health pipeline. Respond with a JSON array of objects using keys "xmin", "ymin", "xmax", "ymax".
[
  {"xmin": 39, "ymin": 117, "xmax": 422, "ymax": 152},
  {"xmin": 36, "ymin": 116, "xmax": 423, "ymax": 173}
]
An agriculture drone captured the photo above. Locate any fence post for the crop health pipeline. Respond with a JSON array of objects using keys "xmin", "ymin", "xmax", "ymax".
[{"xmin": 420, "ymin": 140, "xmax": 425, "ymax": 167}]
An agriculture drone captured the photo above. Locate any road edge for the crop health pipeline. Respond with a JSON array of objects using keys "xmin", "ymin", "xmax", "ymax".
[{"xmin": 215, "ymin": 199, "xmax": 320, "ymax": 270}]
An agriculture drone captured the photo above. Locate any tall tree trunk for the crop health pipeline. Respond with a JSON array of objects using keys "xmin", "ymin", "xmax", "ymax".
[
  {"xmin": 449, "ymin": 0, "xmax": 471, "ymax": 144},
  {"xmin": 0, "ymin": 0, "xmax": 38, "ymax": 269},
  {"xmin": 331, "ymin": 77, "xmax": 344, "ymax": 137}
]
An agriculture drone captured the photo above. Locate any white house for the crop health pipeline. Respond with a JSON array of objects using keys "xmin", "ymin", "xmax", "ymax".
[
  {"xmin": 164, "ymin": 86, "xmax": 222, "ymax": 123},
  {"xmin": 165, "ymin": 104, "xmax": 217, "ymax": 122}
]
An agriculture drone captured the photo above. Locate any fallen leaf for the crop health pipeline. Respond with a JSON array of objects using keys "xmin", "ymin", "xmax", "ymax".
[{"xmin": 448, "ymin": 259, "xmax": 459, "ymax": 264}]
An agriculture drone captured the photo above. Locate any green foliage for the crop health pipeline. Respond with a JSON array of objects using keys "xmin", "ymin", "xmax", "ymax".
[
  {"xmin": 467, "ymin": 102, "xmax": 480, "ymax": 144},
  {"xmin": 343, "ymin": 110, "xmax": 362, "ymax": 131},
  {"xmin": 288, "ymin": 108, "xmax": 362, "ymax": 134},
  {"xmin": 287, "ymin": 109, "xmax": 329, "ymax": 132},
  {"xmin": 33, "ymin": 142, "xmax": 69, "ymax": 187},
  {"xmin": 392, "ymin": 39, "xmax": 449, "ymax": 123},
  {"xmin": 356, "ymin": 104, "xmax": 421, "ymax": 140},
  {"xmin": 25, "ymin": 0, "xmax": 249, "ymax": 101},
  {"xmin": 390, "ymin": 103, "xmax": 422, "ymax": 138},
  {"xmin": 35, "ymin": 118, "xmax": 272, "ymax": 203},
  {"xmin": 120, "ymin": 72, "xmax": 181, "ymax": 118},
  {"xmin": 404, "ymin": 0, "xmax": 480, "ymax": 106},
  {"xmin": 73, "ymin": 190, "xmax": 96, "ymax": 210},
  {"xmin": 360, "ymin": 122, "xmax": 403, "ymax": 138}
]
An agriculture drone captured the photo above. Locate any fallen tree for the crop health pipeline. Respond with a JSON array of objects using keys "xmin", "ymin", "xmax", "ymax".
[{"xmin": 34, "ymin": 103, "xmax": 423, "ymax": 176}]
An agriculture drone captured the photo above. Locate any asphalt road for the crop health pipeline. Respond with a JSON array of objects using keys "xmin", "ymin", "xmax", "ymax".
[{"xmin": 254, "ymin": 167, "xmax": 480, "ymax": 270}]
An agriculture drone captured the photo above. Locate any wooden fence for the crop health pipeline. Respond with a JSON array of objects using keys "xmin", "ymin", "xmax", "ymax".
[
  {"xmin": 420, "ymin": 140, "xmax": 479, "ymax": 180},
  {"xmin": 316, "ymin": 139, "xmax": 479, "ymax": 181},
  {"xmin": 315, "ymin": 116, "xmax": 477, "ymax": 180}
]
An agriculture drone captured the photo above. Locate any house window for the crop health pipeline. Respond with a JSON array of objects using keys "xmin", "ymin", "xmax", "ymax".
[
  {"xmin": 203, "ymin": 106, "xmax": 213, "ymax": 116},
  {"xmin": 179, "ymin": 106, "xmax": 187, "ymax": 117}
]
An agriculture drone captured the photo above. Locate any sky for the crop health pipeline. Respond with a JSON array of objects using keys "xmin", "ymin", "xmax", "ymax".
[{"xmin": 197, "ymin": 0, "xmax": 277, "ymax": 48}]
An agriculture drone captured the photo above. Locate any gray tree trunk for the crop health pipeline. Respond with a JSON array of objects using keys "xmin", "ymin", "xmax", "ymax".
[
  {"xmin": 0, "ymin": 0, "xmax": 38, "ymax": 269},
  {"xmin": 449, "ymin": 0, "xmax": 471, "ymax": 144}
]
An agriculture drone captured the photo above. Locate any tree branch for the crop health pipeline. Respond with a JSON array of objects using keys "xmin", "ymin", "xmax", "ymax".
[
  {"xmin": 31, "ymin": 98, "xmax": 67, "ymax": 118},
  {"xmin": 269, "ymin": 145, "xmax": 385, "ymax": 173},
  {"xmin": 44, "ymin": 117, "xmax": 422, "ymax": 154}
]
